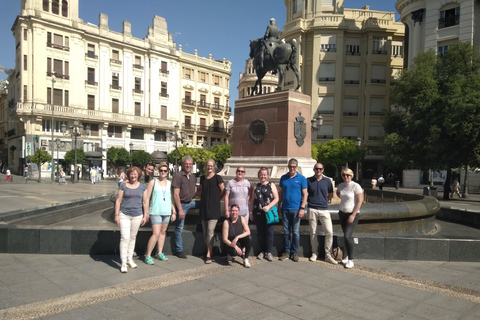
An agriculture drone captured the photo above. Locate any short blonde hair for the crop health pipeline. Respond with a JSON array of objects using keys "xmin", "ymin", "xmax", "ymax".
[
  {"xmin": 157, "ymin": 162, "xmax": 169, "ymax": 171},
  {"xmin": 341, "ymin": 168, "xmax": 354, "ymax": 178}
]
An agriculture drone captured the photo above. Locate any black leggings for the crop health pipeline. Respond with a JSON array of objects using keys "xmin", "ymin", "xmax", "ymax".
[
  {"xmin": 338, "ymin": 211, "xmax": 359, "ymax": 260},
  {"xmin": 254, "ymin": 212, "xmax": 275, "ymax": 254},
  {"xmin": 226, "ymin": 236, "xmax": 252, "ymax": 258}
]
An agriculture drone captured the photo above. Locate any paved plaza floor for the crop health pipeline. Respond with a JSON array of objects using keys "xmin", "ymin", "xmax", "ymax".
[{"xmin": 0, "ymin": 173, "xmax": 479, "ymax": 319}]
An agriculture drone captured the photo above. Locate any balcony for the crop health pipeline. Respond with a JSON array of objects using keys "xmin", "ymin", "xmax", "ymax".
[
  {"xmin": 210, "ymin": 127, "xmax": 225, "ymax": 133},
  {"xmin": 110, "ymin": 59, "xmax": 122, "ymax": 65},
  {"xmin": 7, "ymin": 129, "xmax": 16, "ymax": 137},
  {"xmin": 319, "ymin": 77, "xmax": 335, "ymax": 82},
  {"xmin": 110, "ymin": 84, "xmax": 122, "ymax": 90},
  {"xmin": 372, "ymin": 50, "xmax": 388, "ymax": 55},
  {"xmin": 344, "ymin": 80, "xmax": 359, "ymax": 84},
  {"xmin": 197, "ymin": 125, "xmax": 208, "ymax": 132},
  {"xmin": 183, "ymin": 123, "xmax": 196, "ymax": 130},
  {"xmin": 371, "ymin": 79, "xmax": 386, "ymax": 84},
  {"xmin": 133, "ymin": 64, "xmax": 143, "ymax": 70},
  {"xmin": 160, "ymin": 92, "xmax": 169, "ymax": 98},
  {"xmin": 182, "ymin": 98, "xmax": 196, "ymax": 106},
  {"xmin": 212, "ymin": 103, "xmax": 223, "ymax": 110},
  {"xmin": 133, "ymin": 89, "xmax": 143, "ymax": 94},
  {"xmin": 47, "ymin": 42, "xmax": 69, "ymax": 51},
  {"xmin": 160, "ymin": 69, "xmax": 169, "ymax": 75},
  {"xmin": 197, "ymin": 101, "xmax": 210, "ymax": 108},
  {"xmin": 85, "ymin": 80, "xmax": 98, "ymax": 86},
  {"xmin": 47, "ymin": 72, "xmax": 69, "ymax": 80},
  {"xmin": 438, "ymin": 14, "xmax": 459, "ymax": 29},
  {"xmin": 85, "ymin": 52, "xmax": 98, "ymax": 59}
]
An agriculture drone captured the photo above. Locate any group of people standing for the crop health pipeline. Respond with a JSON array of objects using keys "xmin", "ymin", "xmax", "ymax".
[{"xmin": 114, "ymin": 156, "xmax": 363, "ymax": 273}]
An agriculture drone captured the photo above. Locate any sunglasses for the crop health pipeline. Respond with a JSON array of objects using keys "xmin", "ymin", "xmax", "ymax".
[
  {"xmin": 314, "ymin": 168, "xmax": 324, "ymax": 171},
  {"xmin": 342, "ymin": 174, "xmax": 352, "ymax": 177},
  {"xmin": 159, "ymin": 169, "xmax": 168, "ymax": 173},
  {"xmin": 237, "ymin": 170, "xmax": 245, "ymax": 173}
]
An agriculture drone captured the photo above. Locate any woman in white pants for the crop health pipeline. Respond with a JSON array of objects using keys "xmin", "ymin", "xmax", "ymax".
[{"xmin": 114, "ymin": 166, "xmax": 149, "ymax": 273}]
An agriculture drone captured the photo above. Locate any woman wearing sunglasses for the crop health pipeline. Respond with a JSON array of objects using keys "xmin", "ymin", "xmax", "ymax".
[
  {"xmin": 336, "ymin": 168, "xmax": 363, "ymax": 269},
  {"xmin": 144, "ymin": 162, "xmax": 176, "ymax": 264}
]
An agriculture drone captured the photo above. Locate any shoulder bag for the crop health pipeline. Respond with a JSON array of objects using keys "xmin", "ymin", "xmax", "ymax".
[{"xmin": 265, "ymin": 205, "xmax": 279, "ymax": 224}]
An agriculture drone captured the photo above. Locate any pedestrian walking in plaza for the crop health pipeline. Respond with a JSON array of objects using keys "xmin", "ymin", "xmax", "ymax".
[
  {"xmin": 250, "ymin": 167, "xmax": 279, "ymax": 262},
  {"xmin": 371, "ymin": 177, "xmax": 377, "ymax": 189},
  {"xmin": 24, "ymin": 164, "xmax": 28, "ymax": 183},
  {"xmin": 278, "ymin": 158, "xmax": 307, "ymax": 262},
  {"xmin": 222, "ymin": 204, "xmax": 252, "ymax": 268},
  {"xmin": 198, "ymin": 159, "xmax": 225, "ymax": 264},
  {"xmin": 90, "ymin": 167, "xmax": 97, "ymax": 184},
  {"xmin": 337, "ymin": 168, "xmax": 364, "ymax": 269},
  {"xmin": 378, "ymin": 175, "xmax": 385, "ymax": 190},
  {"xmin": 6, "ymin": 169, "xmax": 12, "ymax": 182},
  {"xmin": 450, "ymin": 179, "xmax": 462, "ymax": 198},
  {"xmin": 58, "ymin": 168, "xmax": 67, "ymax": 185},
  {"xmin": 224, "ymin": 166, "xmax": 251, "ymax": 222},
  {"xmin": 144, "ymin": 162, "xmax": 176, "ymax": 265},
  {"xmin": 307, "ymin": 163, "xmax": 337, "ymax": 264},
  {"xmin": 114, "ymin": 166, "xmax": 149, "ymax": 273},
  {"xmin": 172, "ymin": 156, "xmax": 197, "ymax": 259}
]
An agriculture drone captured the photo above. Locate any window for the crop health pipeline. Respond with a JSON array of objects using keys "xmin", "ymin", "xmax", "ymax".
[
  {"xmin": 160, "ymin": 81, "xmax": 168, "ymax": 97},
  {"xmin": 23, "ymin": 55, "xmax": 27, "ymax": 71},
  {"xmin": 342, "ymin": 126, "xmax": 357, "ymax": 139},
  {"xmin": 161, "ymin": 105, "xmax": 167, "ymax": 120},
  {"xmin": 317, "ymin": 96, "xmax": 334, "ymax": 114},
  {"xmin": 87, "ymin": 68, "xmax": 95, "ymax": 84},
  {"xmin": 214, "ymin": 97, "xmax": 220, "ymax": 108},
  {"xmin": 185, "ymin": 91, "xmax": 192, "ymax": 104},
  {"xmin": 317, "ymin": 124, "xmax": 333, "ymax": 139},
  {"xmin": 61, "ymin": 0, "xmax": 68, "ymax": 17},
  {"xmin": 23, "ymin": 85, "xmax": 27, "ymax": 101},
  {"xmin": 161, "ymin": 61, "xmax": 168, "ymax": 74},
  {"xmin": 371, "ymin": 65, "xmax": 386, "ymax": 83},
  {"xmin": 47, "ymin": 88, "xmax": 64, "ymax": 105},
  {"xmin": 43, "ymin": 0, "xmax": 49, "ymax": 11},
  {"xmin": 131, "ymin": 128, "xmax": 144, "ymax": 140},
  {"xmin": 319, "ymin": 63, "xmax": 335, "ymax": 81},
  {"xmin": 343, "ymin": 98, "xmax": 358, "ymax": 116},
  {"xmin": 52, "ymin": 0, "xmax": 59, "ymax": 14},
  {"xmin": 321, "ymin": 35, "xmax": 336, "ymax": 52},
  {"xmin": 392, "ymin": 41, "xmax": 403, "ymax": 57},
  {"xmin": 199, "ymin": 71, "xmax": 206, "ymax": 82},
  {"xmin": 346, "ymin": 44, "xmax": 360, "ymax": 55},
  {"xmin": 135, "ymin": 102, "xmax": 141, "ymax": 116},
  {"xmin": 214, "ymin": 75, "xmax": 220, "ymax": 85},
  {"xmin": 112, "ymin": 73, "xmax": 120, "ymax": 89},
  {"xmin": 184, "ymin": 116, "xmax": 192, "ymax": 129},
  {"xmin": 154, "ymin": 130, "xmax": 167, "ymax": 141},
  {"xmin": 83, "ymin": 123, "xmax": 98, "ymax": 137},
  {"xmin": 87, "ymin": 95, "xmax": 95, "ymax": 110},
  {"xmin": 54, "ymin": 59, "xmax": 63, "ymax": 76},
  {"xmin": 111, "ymin": 50, "xmax": 121, "ymax": 64},
  {"xmin": 64, "ymin": 90, "xmax": 69, "ymax": 106},
  {"xmin": 42, "ymin": 120, "xmax": 68, "ymax": 133},
  {"xmin": 134, "ymin": 55, "xmax": 142, "ymax": 69},
  {"xmin": 439, "ymin": 7, "xmax": 460, "ymax": 29},
  {"xmin": 293, "ymin": 0, "xmax": 303, "ymax": 14},
  {"xmin": 184, "ymin": 67, "xmax": 191, "ymax": 79},
  {"xmin": 112, "ymin": 98, "xmax": 119, "ymax": 113},
  {"xmin": 369, "ymin": 126, "xmax": 384, "ymax": 140},
  {"xmin": 200, "ymin": 118, "xmax": 207, "ymax": 131},
  {"xmin": 322, "ymin": 0, "xmax": 334, "ymax": 6},
  {"xmin": 212, "ymin": 120, "xmax": 222, "ymax": 133},
  {"xmin": 64, "ymin": 61, "xmax": 69, "ymax": 78},
  {"xmin": 107, "ymin": 125, "xmax": 122, "ymax": 138},
  {"xmin": 134, "ymin": 77, "xmax": 142, "ymax": 93},
  {"xmin": 370, "ymin": 97, "xmax": 385, "ymax": 115},
  {"xmin": 48, "ymin": 33, "xmax": 69, "ymax": 51},
  {"xmin": 200, "ymin": 94, "xmax": 206, "ymax": 106},
  {"xmin": 87, "ymin": 43, "xmax": 96, "ymax": 59},
  {"xmin": 373, "ymin": 37, "xmax": 387, "ymax": 54},
  {"xmin": 23, "ymin": 29, "xmax": 27, "ymax": 41},
  {"xmin": 344, "ymin": 66, "xmax": 360, "ymax": 84},
  {"xmin": 438, "ymin": 45, "xmax": 449, "ymax": 56}
]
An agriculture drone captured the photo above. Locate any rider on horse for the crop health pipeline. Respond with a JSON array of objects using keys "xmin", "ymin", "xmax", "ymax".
[{"xmin": 260, "ymin": 18, "xmax": 281, "ymax": 68}]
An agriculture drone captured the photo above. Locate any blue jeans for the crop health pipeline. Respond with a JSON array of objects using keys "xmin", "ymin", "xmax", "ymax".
[
  {"xmin": 174, "ymin": 200, "xmax": 196, "ymax": 253},
  {"xmin": 282, "ymin": 209, "xmax": 300, "ymax": 255}
]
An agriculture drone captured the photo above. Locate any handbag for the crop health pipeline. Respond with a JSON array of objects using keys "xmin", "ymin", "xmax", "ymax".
[
  {"xmin": 265, "ymin": 205, "xmax": 279, "ymax": 224},
  {"xmin": 331, "ymin": 247, "xmax": 343, "ymax": 262}
]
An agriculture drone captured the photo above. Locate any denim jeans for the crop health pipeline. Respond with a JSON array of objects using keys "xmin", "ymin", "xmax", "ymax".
[
  {"xmin": 282, "ymin": 209, "xmax": 300, "ymax": 255},
  {"xmin": 174, "ymin": 200, "xmax": 196, "ymax": 253}
]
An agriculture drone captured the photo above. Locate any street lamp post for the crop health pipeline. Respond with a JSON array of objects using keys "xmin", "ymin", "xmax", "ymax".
[
  {"xmin": 55, "ymin": 138, "xmax": 61, "ymax": 180},
  {"xmin": 129, "ymin": 141, "xmax": 134, "ymax": 156},
  {"xmin": 356, "ymin": 137, "xmax": 362, "ymax": 183},
  {"xmin": 61, "ymin": 119, "xmax": 90, "ymax": 183},
  {"xmin": 167, "ymin": 123, "xmax": 186, "ymax": 172},
  {"xmin": 50, "ymin": 74, "xmax": 56, "ymax": 183}
]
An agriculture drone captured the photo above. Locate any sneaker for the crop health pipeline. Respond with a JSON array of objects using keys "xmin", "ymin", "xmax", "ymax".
[
  {"xmin": 127, "ymin": 260, "xmax": 138, "ymax": 268},
  {"xmin": 265, "ymin": 252, "xmax": 273, "ymax": 261},
  {"xmin": 120, "ymin": 263, "xmax": 128, "ymax": 273},
  {"xmin": 341, "ymin": 256, "xmax": 349, "ymax": 265},
  {"xmin": 175, "ymin": 251, "xmax": 187, "ymax": 259},
  {"xmin": 309, "ymin": 253, "xmax": 317, "ymax": 262},
  {"xmin": 257, "ymin": 252, "xmax": 264, "ymax": 260},
  {"xmin": 325, "ymin": 255, "xmax": 338, "ymax": 265},
  {"xmin": 292, "ymin": 254, "xmax": 299, "ymax": 262},
  {"xmin": 244, "ymin": 258, "xmax": 251, "ymax": 268},
  {"xmin": 279, "ymin": 253, "xmax": 290, "ymax": 261},
  {"xmin": 156, "ymin": 253, "xmax": 168, "ymax": 261},
  {"xmin": 345, "ymin": 260, "xmax": 354, "ymax": 269},
  {"xmin": 227, "ymin": 254, "xmax": 234, "ymax": 266},
  {"xmin": 145, "ymin": 256, "xmax": 154, "ymax": 265}
]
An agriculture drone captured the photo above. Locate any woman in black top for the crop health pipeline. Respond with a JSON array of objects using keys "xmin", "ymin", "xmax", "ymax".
[
  {"xmin": 250, "ymin": 167, "xmax": 279, "ymax": 262},
  {"xmin": 222, "ymin": 204, "xmax": 252, "ymax": 268}
]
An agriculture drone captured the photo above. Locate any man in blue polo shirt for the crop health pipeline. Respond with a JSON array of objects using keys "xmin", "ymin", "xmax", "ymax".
[
  {"xmin": 307, "ymin": 163, "xmax": 337, "ymax": 264},
  {"xmin": 278, "ymin": 158, "xmax": 307, "ymax": 262}
]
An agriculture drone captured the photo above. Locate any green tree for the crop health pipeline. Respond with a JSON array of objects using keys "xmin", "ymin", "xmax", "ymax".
[
  {"xmin": 211, "ymin": 144, "xmax": 232, "ymax": 164},
  {"xmin": 167, "ymin": 145, "xmax": 194, "ymax": 169},
  {"xmin": 29, "ymin": 149, "xmax": 52, "ymax": 182},
  {"xmin": 315, "ymin": 139, "xmax": 362, "ymax": 178},
  {"xmin": 194, "ymin": 148, "xmax": 215, "ymax": 176},
  {"xmin": 385, "ymin": 42, "xmax": 480, "ymax": 199},
  {"xmin": 64, "ymin": 149, "xmax": 85, "ymax": 165},
  {"xmin": 107, "ymin": 147, "xmax": 130, "ymax": 168},
  {"xmin": 131, "ymin": 150, "xmax": 152, "ymax": 168}
]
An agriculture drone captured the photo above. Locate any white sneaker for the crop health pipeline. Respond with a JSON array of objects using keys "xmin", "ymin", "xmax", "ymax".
[
  {"xmin": 345, "ymin": 260, "xmax": 354, "ymax": 269},
  {"xmin": 257, "ymin": 252, "xmax": 264, "ymax": 260},
  {"xmin": 244, "ymin": 258, "xmax": 251, "ymax": 268},
  {"xmin": 325, "ymin": 255, "xmax": 338, "ymax": 265},
  {"xmin": 120, "ymin": 263, "xmax": 128, "ymax": 273},
  {"xmin": 309, "ymin": 253, "xmax": 317, "ymax": 262},
  {"xmin": 127, "ymin": 260, "xmax": 137, "ymax": 268},
  {"xmin": 341, "ymin": 256, "xmax": 349, "ymax": 265}
]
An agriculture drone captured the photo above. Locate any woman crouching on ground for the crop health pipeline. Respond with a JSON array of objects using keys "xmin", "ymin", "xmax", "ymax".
[
  {"xmin": 222, "ymin": 204, "xmax": 252, "ymax": 268},
  {"xmin": 144, "ymin": 162, "xmax": 176, "ymax": 264},
  {"xmin": 114, "ymin": 166, "xmax": 149, "ymax": 273}
]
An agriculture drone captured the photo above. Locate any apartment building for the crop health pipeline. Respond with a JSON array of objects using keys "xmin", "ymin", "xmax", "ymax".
[
  {"xmin": 2, "ymin": 0, "xmax": 231, "ymax": 174},
  {"xmin": 280, "ymin": 0, "xmax": 404, "ymax": 179}
]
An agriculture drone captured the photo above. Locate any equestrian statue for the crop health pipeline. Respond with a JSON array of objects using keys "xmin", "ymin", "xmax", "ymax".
[{"xmin": 249, "ymin": 18, "xmax": 301, "ymax": 95}]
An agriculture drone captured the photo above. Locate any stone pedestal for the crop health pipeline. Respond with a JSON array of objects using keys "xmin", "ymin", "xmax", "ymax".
[{"xmin": 220, "ymin": 91, "xmax": 316, "ymax": 182}]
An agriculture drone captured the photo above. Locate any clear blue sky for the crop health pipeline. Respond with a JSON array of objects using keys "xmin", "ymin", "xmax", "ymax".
[{"xmin": 0, "ymin": 0, "xmax": 399, "ymax": 102}]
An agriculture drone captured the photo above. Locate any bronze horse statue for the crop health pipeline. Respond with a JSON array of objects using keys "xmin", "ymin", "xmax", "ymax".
[{"xmin": 249, "ymin": 38, "xmax": 301, "ymax": 95}]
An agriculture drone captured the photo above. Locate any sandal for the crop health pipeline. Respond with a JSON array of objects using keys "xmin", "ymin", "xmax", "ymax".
[{"xmin": 205, "ymin": 257, "xmax": 212, "ymax": 264}]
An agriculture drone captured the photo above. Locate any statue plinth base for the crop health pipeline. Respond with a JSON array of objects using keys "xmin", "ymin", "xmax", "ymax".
[{"xmin": 221, "ymin": 91, "xmax": 316, "ymax": 182}]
